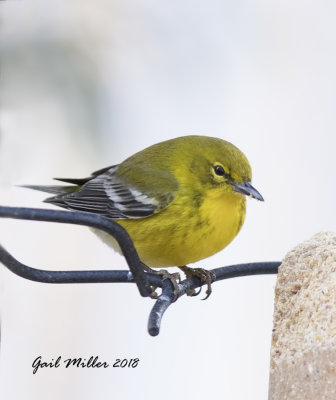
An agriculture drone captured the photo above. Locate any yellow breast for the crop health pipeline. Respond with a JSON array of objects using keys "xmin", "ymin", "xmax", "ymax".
[
  {"xmin": 195, "ymin": 190, "xmax": 246, "ymax": 262},
  {"xmin": 95, "ymin": 190, "xmax": 246, "ymax": 268}
]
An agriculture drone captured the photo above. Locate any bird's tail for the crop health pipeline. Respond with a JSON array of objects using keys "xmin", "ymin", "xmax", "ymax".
[
  {"xmin": 20, "ymin": 183, "xmax": 80, "ymax": 209},
  {"xmin": 20, "ymin": 184, "xmax": 78, "ymax": 196},
  {"xmin": 20, "ymin": 168, "xmax": 114, "ymax": 209}
]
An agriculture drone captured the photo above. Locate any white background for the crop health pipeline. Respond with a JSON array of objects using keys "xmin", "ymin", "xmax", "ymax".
[{"xmin": 0, "ymin": 1, "xmax": 335, "ymax": 399}]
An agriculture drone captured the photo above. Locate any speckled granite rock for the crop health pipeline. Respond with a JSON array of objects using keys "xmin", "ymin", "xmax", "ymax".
[{"xmin": 269, "ymin": 232, "xmax": 336, "ymax": 400}]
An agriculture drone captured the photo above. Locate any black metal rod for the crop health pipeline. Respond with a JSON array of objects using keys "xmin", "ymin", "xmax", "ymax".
[
  {"xmin": 147, "ymin": 261, "xmax": 281, "ymax": 336},
  {"xmin": 147, "ymin": 279, "xmax": 177, "ymax": 336},
  {"xmin": 0, "ymin": 243, "xmax": 161, "ymax": 286},
  {"xmin": 0, "ymin": 206, "xmax": 152, "ymax": 296}
]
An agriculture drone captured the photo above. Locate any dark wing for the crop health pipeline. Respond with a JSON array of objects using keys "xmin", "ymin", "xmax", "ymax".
[{"xmin": 44, "ymin": 165, "xmax": 177, "ymax": 219}]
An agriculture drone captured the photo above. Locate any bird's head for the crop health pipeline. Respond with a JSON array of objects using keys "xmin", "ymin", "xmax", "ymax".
[{"xmin": 178, "ymin": 136, "xmax": 264, "ymax": 201}]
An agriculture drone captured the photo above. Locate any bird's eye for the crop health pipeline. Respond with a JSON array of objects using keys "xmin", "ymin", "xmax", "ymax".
[{"xmin": 214, "ymin": 165, "xmax": 225, "ymax": 176}]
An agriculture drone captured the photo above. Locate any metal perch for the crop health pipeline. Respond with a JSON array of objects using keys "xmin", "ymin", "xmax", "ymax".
[{"xmin": 0, "ymin": 206, "xmax": 280, "ymax": 336}]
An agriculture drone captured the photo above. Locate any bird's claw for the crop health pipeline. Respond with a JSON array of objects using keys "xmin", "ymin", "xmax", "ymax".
[
  {"xmin": 152, "ymin": 269, "xmax": 181, "ymax": 300},
  {"xmin": 142, "ymin": 263, "xmax": 216, "ymax": 300},
  {"xmin": 179, "ymin": 266, "xmax": 216, "ymax": 299},
  {"xmin": 141, "ymin": 263, "xmax": 181, "ymax": 300}
]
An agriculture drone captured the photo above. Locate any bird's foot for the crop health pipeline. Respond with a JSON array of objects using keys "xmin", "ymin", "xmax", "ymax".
[
  {"xmin": 179, "ymin": 266, "xmax": 216, "ymax": 300},
  {"xmin": 141, "ymin": 263, "xmax": 181, "ymax": 300}
]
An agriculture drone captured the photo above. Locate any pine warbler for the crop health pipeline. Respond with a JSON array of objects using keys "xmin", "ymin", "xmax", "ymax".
[{"xmin": 26, "ymin": 136, "xmax": 263, "ymax": 286}]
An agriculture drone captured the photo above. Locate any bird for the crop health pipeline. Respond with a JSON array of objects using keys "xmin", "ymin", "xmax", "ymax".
[{"xmin": 24, "ymin": 135, "xmax": 263, "ymax": 298}]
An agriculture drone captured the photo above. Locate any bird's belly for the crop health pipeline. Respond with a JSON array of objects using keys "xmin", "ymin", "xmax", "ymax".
[{"xmin": 94, "ymin": 193, "xmax": 246, "ymax": 268}]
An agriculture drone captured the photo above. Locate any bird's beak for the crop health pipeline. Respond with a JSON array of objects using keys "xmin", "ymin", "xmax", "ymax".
[{"xmin": 233, "ymin": 181, "xmax": 264, "ymax": 201}]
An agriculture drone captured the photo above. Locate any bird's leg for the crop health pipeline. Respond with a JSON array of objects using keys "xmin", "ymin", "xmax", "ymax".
[
  {"xmin": 141, "ymin": 262, "xmax": 181, "ymax": 299},
  {"xmin": 179, "ymin": 266, "xmax": 216, "ymax": 300}
]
